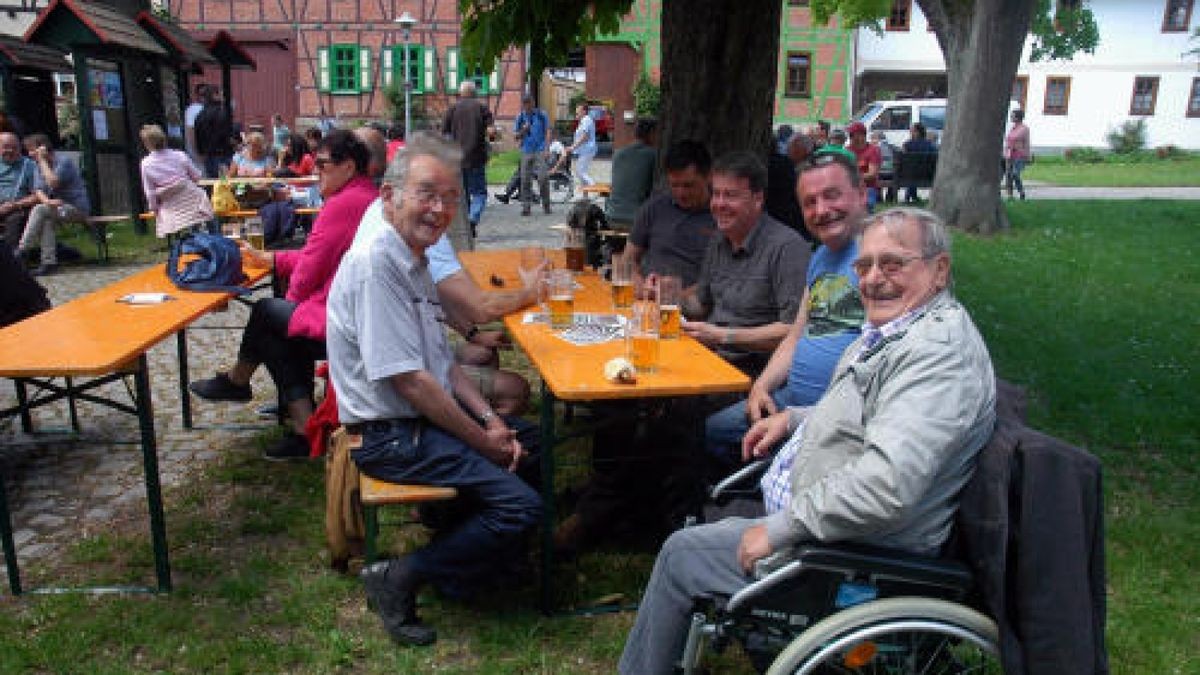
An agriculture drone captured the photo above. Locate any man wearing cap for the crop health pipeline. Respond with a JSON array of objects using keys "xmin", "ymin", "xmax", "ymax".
[
  {"xmin": 846, "ymin": 121, "xmax": 881, "ymax": 211},
  {"xmin": 513, "ymin": 94, "xmax": 551, "ymax": 216}
]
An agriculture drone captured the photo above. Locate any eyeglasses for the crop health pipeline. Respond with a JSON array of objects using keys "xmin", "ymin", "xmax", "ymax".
[
  {"xmin": 314, "ymin": 156, "xmax": 342, "ymax": 171},
  {"xmin": 710, "ymin": 188, "xmax": 753, "ymax": 203},
  {"xmin": 852, "ymin": 253, "xmax": 934, "ymax": 277},
  {"xmin": 406, "ymin": 186, "xmax": 462, "ymax": 207}
]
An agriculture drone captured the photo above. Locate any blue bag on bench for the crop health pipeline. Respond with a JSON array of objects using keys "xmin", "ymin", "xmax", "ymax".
[{"xmin": 165, "ymin": 232, "xmax": 250, "ymax": 295}]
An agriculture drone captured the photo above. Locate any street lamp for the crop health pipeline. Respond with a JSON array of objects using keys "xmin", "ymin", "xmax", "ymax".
[{"xmin": 394, "ymin": 11, "xmax": 417, "ymax": 139}]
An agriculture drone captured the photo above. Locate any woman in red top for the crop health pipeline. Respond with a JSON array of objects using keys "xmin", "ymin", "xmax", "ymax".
[
  {"xmin": 1004, "ymin": 109, "xmax": 1031, "ymax": 200},
  {"xmin": 190, "ymin": 131, "xmax": 378, "ymax": 460}
]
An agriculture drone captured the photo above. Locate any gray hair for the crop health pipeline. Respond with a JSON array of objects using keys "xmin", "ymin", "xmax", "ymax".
[
  {"xmin": 861, "ymin": 206, "xmax": 951, "ymax": 259},
  {"xmin": 458, "ymin": 79, "xmax": 477, "ymax": 97},
  {"xmin": 383, "ymin": 131, "xmax": 463, "ymax": 193}
]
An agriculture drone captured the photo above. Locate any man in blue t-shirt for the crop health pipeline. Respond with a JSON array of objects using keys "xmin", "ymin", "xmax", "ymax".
[
  {"xmin": 18, "ymin": 134, "xmax": 90, "ymax": 276},
  {"xmin": 0, "ymin": 132, "xmax": 37, "ymax": 252},
  {"xmin": 705, "ymin": 152, "xmax": 868, "ymax": 468},
  {"xmin": 513, "ymin": 94, "xmax": 551, "ymax": 216}
]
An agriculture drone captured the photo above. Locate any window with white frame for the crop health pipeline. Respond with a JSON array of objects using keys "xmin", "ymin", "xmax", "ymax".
[
  {"xmin": 1129, "ymin": 77, "xmax": 1159, "ymax": 116},
  {"xmin": 382, "ymin": 44, "xmax": 433, "ymax": 94}
]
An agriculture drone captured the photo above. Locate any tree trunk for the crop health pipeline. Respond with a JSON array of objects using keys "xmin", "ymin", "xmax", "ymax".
[
  {"xmin": 659, "ymin": 0, "xmax": 781, "ymax": 162},
  {"xmin": 920, "ymin": 0, "xmax": 1036, "ymax": 234}
]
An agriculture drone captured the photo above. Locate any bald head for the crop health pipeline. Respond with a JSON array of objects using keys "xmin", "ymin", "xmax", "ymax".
[{"xmin": 353, "ymin": 126, "xmax": 388, "ymax": 179}]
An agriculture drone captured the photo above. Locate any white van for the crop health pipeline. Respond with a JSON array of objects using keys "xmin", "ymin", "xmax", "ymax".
[
  {"xmin": 853, "ymin": 98, "xmax": 1021, "ymax": 147},
  {"xmin": 853, "ymin": 98, "xmax": 947, "ymax": 147}
]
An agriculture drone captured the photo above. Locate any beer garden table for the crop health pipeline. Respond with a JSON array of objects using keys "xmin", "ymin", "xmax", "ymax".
[
  {"xmin": 458, "ymin": 248, "xmax": 750, "ymax": 612},
  {"xmin": 0, "ymin": 257, "xmax": 270, "ymax": 595}
]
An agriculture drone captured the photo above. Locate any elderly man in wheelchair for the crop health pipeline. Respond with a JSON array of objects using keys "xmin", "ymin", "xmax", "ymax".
[{"xmin": 619, "ymin": 207, "xmax": 999, "ymax": 674}]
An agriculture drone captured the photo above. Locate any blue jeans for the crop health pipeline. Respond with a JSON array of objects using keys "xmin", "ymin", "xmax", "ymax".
[
  {"xmin": 352, "ymin": 417, "xmax": 542, "ymax": 588},
  {"xmin": 705, "ymin": 389, "xmax": 792, "ymax": 469},
  {"xmin": 462, "ymin": 167, "xmax": 487, "ymax": 225}
]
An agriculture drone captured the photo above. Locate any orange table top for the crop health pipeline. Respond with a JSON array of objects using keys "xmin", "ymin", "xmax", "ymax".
[
  {"xmin": 459, "ymin": 249, "xmax": 749, "ymax": 402},
  {"xmin": 0, "ymin": 258, "xmax": 270, "ymax": 378}
]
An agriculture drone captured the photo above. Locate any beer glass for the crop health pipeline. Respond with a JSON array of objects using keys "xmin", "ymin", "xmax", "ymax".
[
  {"xmin": 244, "ymin": 217, "xmax": 265, "ymax": 250},
  {"xmin": 564, "ymin": 228, "xmax": 586, "ymax": 272},
  {"xmin": 627, "ymin": 299, "xmax": 660, "ymax": 373},
  {"xmin": 611, "ymin": 258, "xmax": 634, "ymax": 310},
  {"xmin": 547, "ymin": 269, "xmax": 575, "ymax": 330},
  {"xmin": 656, "ymin": 275, "xmax": 682, "ymax": 339}
]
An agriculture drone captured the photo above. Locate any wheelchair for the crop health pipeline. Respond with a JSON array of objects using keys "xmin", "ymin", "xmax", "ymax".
[{"xmin": 676, "ymin": 462, "xmax": 1001, "ymax": 674}]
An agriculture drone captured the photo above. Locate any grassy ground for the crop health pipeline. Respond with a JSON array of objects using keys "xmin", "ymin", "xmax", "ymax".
[
  {"xmin": 1024, "ymin": 154, "xmax": 1200, "ymax": 187},
  {"xmin": 2, "ymin": 200, "xmax": 1197, "ymax": 672},
  {"xmin": 486, "ymin": 150, "xmax": 521, "ymax": 185}
]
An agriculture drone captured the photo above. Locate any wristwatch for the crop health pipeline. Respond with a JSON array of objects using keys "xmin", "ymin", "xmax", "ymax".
[
  {"xmin": 479, "ymin": 410, "xmax": 497, "ymax": 424},
  {"xmin": 465, "ymin": 325, "xmax": 481, "ymax": 341}
]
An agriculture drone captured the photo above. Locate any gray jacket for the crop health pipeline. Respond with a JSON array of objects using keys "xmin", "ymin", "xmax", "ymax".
[{"xmin": 765, "ymin": 290, "xmax": 996, "ymax": 555}]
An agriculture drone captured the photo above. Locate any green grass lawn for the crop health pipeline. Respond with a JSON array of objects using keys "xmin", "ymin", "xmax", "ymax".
[
  {"xmin": 1024, "ymin": 155, "xmax": 1200, "ymax": 187},
  {"xmin": 2, "ymin": 200, "xmax": 1197, "ymax": 672},
  {"xmin": 486, "ymin": 149, "xmax": 521, "ymax": 185}
]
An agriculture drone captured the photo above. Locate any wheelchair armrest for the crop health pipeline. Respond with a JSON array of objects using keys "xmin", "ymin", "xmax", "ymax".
[
  {"xmin": 710, "ymin": 458, "xmax": 770, "ymax": 506},
  {"xmin": 726, "ymin": 543, "xmax": 973, "ymax": 614}
]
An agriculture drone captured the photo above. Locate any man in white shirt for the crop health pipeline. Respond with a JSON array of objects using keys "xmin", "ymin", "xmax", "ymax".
[{"xmin": 183, "ymin": 83, "xmax": 207, "ymax": 162}]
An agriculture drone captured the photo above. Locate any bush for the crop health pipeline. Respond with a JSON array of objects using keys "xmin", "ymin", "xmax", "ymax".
[
  {"xmin": 632, "ymin": 72, "xmax": 660, "ymax": 117},
  {"xmin": 1064, "ymin": 146, "xmax": 1104, "ymax": 163},
  {"xmin": 1106, "ymin": 119, "xmax": 1147, "ymax": 154},
  {"xmin": 1156, "ymin": 145, "xmax": 1186, "ymax": 160}
]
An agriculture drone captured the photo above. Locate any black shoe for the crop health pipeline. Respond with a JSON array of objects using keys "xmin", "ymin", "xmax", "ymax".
[
  {"xmin": 494, "ymin": 193, "xmax": 510, "ymax": 204},
  {"xmin": 361, "ymin": 559, "xmax": 436, "ymax": 646},
  {"xmin": 262, "ymin": 432, "xmax": 311, "ymax": 462},
  {"xmin": 31, "ymin": 263, "xmax": 57, "ymax": 277},
  {"xmin": 520, "ymin": 208, "xmax": 531, "ymax": 217},
  {"xmin": 189, "ymin": 373, "xmax": 252, "ymax": 402},
  {"xmin": 470, "ymin": 221, "xmax": 478, "ymax": 238}
]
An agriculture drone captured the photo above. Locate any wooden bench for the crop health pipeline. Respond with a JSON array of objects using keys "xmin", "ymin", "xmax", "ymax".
[
  {"xmin": 581, "ymin": 183, "xmax": 611, "ymax": 199},
  {"xmin": 347, "ymin": 434, "xmax": 458, "ymax": 563},
  {"xmin": 84, "ymin": 215, "xmax": 132, "ymax": 262}
]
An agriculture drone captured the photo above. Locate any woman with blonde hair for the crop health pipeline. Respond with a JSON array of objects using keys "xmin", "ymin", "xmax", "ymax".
[
  {"xmin": 229, "ymin": 130, "xmax": 275, "ymax": 177},
  {"xmin": 139, "ymin": 124, "xmax": 214, "ymax": 237}
]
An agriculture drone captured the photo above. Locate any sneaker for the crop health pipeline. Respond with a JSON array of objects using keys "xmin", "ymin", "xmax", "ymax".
[
  {"xmin": 31, "ymin": 263, "xmax": 57, "ymax": 277},
  {"xmin": 189, "ymin": 373, "xmax": 252, "ymax": 402},
  {"xmin": 494, "ymin": 193, "xmax": 510, "ymax": 204},
  {"xmin": 262, "ymin": 432, "xmax": 311, "ymax": 462},
  {"xmin": 361, "ymin": 559, "xmax": 436, "ymax": 646}
]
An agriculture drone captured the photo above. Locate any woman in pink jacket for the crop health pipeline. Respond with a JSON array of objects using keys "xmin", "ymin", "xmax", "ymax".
[
  {"xmin": 190, "ymin": 131, "xmax": 378, "ymax": 460},
  {"xmin": 1003, "ymin": 109, "xmax": 1031, "ymax": 200}
]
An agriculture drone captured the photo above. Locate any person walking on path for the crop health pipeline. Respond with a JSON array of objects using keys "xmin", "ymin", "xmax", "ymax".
[
  {"xmin": 441, "ymin": 80, "xmax": 494, "ymax": 237},
  {"xmin": 1004, "ymin": 109, "xmax": 1031, "ymax": 200},
  {"xmin": 568, "ymin": 103, "xmax": 598, "ymax": 188},
  {"xmin": 514, "ymin": 94, "xmax": 552, "ymax": 216}
]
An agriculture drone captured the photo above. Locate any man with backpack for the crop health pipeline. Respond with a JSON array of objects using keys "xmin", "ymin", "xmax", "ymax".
[{"xmin": 513, "ymin": 94, "xmax": 551, "ymax": 217}]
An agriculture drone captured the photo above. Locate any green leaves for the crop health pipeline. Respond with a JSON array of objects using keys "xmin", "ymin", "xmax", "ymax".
[{"xmin": 1028, "ymin": 0, "xmax": 1099, "ymax": 62}]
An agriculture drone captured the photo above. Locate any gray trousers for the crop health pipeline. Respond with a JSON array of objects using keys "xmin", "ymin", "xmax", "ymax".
[
  {"xmin": 619, "ymin": 517, "xmax": 759, "ymax": 675},
  {"xmin": 21, "ymin": 203, "xmax": 86, "ymax": 265},
  {"xmin": 519, "ymin": 150, "xmax": 549, "ymax": 210}
]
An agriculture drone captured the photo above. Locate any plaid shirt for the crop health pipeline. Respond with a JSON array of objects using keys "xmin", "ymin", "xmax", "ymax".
[{"xmin": 761, "ymin": 305, "xmax": 927, "ymax": 515}]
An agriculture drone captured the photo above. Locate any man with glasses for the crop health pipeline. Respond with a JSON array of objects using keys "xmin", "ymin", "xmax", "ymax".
[
  {"xmin": 681, "ymin": 150, "xmax": 809, "ymax": 377},
  {"xmin": 619, "ymin": 207, "xmax": 996, "ymax": 674},
  {"xmin": 705, "ymin": 151, "xmax": 867, "ymax": 473},
  {"xmin": 327, "ymin": 132, "xmax": 541, "ymax": 647}
]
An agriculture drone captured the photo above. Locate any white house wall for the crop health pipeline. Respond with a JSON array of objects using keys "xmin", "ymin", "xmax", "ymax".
[{"xmin": 855, "ymin": 0, "xmax": 1200, "ymax": 150}]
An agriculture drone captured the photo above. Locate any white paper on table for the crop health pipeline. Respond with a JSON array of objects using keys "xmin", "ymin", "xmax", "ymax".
[{"xmin": 118, "ymin": 292, "xmax": 173, "ymax": 305}]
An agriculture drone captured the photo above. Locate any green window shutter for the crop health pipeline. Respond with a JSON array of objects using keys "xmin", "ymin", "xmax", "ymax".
[
  {"xmin": 381, "ymin": 46, "xmax": 393, "ymax": 89},
  {"xmin": 317, "ymin": 46, "xmax": 331, "ymax": 93},
  {"xmin": 358, "ymin": 46, "xmax": 372, "ymax": 92},
  {"xmin": 446, "ymin": 47, "xmax": 459, "ymax": 91},
  {"xmin": 410, "ymin": 45, "xmax": 426, "ymax": 94},
  {"xmin": 422, "ymin": 47, "xmax": 435, "ymax": 93}
]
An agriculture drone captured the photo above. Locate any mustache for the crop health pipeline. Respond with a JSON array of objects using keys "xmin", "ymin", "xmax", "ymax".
[{"xmin": 811, "ymin": 209, "xmax": 846, "ymax": 228}]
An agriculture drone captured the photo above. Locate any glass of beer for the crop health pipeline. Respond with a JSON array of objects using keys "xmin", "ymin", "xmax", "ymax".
[
  {"xmin": 221, "ymin": 220, "xmax": 242, "ymax": 240},
  {"xmin": 656, "ymin": 275, "xmax": 682, "ymax": 339},
  {"xmin": 547, "ymin": 269, "xmax": 575, "ymax": 330},
  {"xmin": 611, "ymin": 258, "xmax": 634, "ymax": 310},
  {"xmin": 244, "ymin": 217, "xmax": 266, "ymax": 250},
  {"xmin": 564, "ymin": 228, "xmax": 586, "ymax": 272},
  {"xmin": 627, "ymin": 299, "xmax": 660, "ymax": 373}
]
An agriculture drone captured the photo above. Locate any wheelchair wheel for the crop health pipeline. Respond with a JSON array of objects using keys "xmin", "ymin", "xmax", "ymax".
[
  {"xmin": 548, "ymin": 172, "xmax": 575, "ymax": 204},
  {"xmin": 765, "ymin": 597, "xmax": 999, "ymax": 675}
]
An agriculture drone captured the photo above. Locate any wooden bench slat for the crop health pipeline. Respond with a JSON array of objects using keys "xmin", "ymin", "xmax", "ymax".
[{"xmin": 360, "ymin": 475, "xmax": 457, "ymax": 505}]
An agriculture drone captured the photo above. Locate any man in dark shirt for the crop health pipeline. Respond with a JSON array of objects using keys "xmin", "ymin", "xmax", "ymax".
[
  {"xmin": 625, "ymin": 140, "xmax": 715, "ymax": 289},
  {"xmin": 901, "ymin": 122, "xmax": 938, "ymax": 203},
  {"xmin": 605, "ymin": 117, "xmax": 658, "ymax": 231},
  {"xmin": 682, "ymin": 151, "xmax": 809, "ymax": 377},
  {"xmin": 193, "ymin": 87, "xmax": 234, "ymax": 178},
  {"xmin": 441, "ymin": 80, "xmax": 494, "ymax": 236}
]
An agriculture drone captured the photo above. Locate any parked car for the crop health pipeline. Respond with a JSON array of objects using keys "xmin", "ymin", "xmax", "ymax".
[{"xmin": 853, "ymin": 97, "xmax": 1021, "ymax": 147}]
